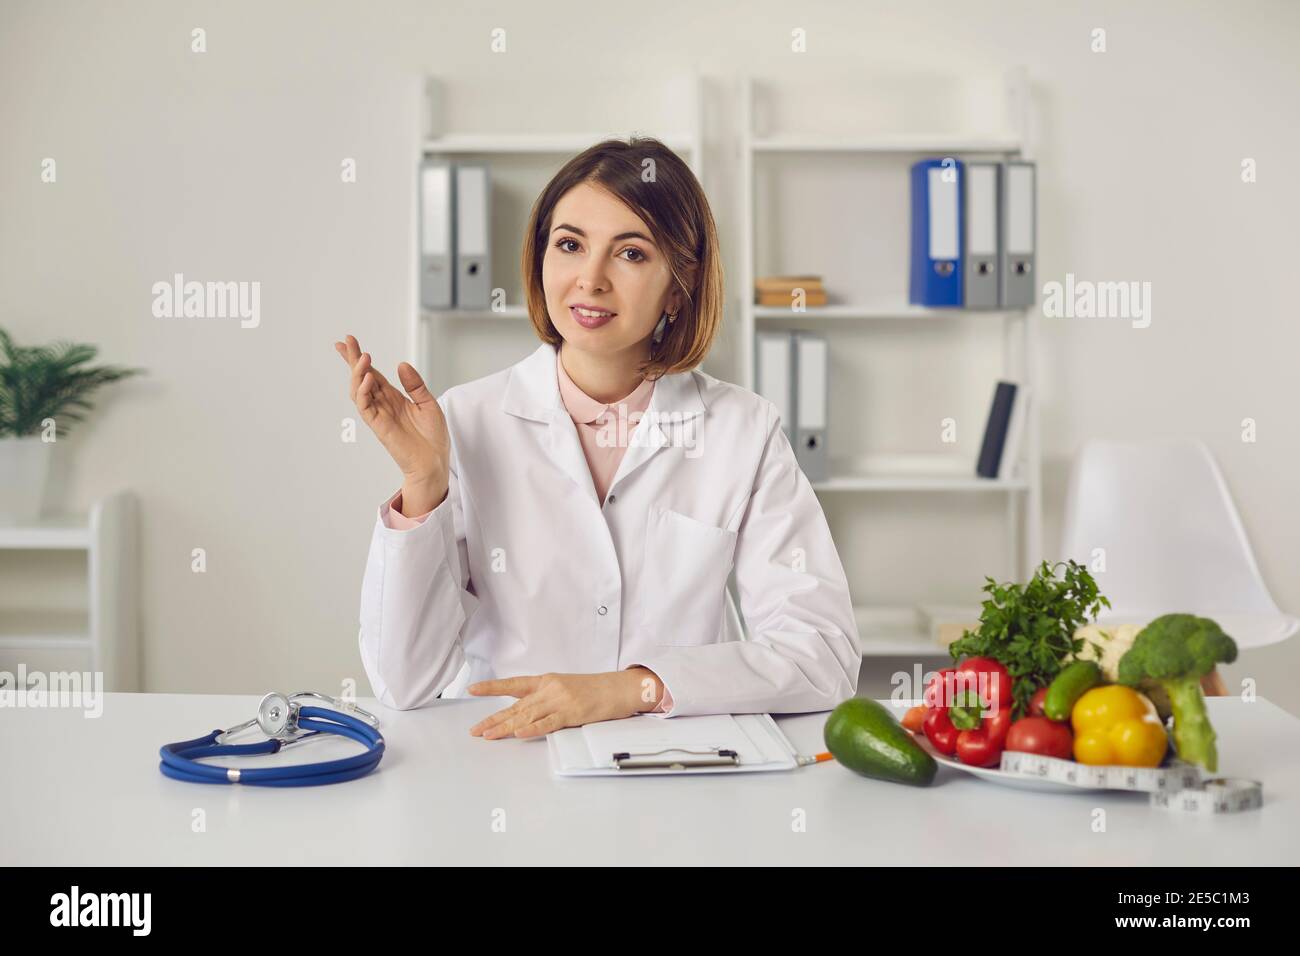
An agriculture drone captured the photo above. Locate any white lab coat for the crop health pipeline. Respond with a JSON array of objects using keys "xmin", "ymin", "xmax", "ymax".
[{"xmin": 358, "ymin": 342, "xmax": 861, "ymax": 717}]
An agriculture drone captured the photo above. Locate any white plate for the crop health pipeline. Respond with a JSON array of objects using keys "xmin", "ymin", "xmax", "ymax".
[
  {"xmin": 911, "ymin": 732, "xmax": 1194, "ymax": 794},
  {"xmin": 911, "ymin": 734, "xmax": 1102, "ymax": 793}
]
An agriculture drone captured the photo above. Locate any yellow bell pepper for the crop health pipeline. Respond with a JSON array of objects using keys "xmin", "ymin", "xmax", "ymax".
[{"xmin": 1071, "ymin": 685, "xmax": 1168, "ymax": 767}]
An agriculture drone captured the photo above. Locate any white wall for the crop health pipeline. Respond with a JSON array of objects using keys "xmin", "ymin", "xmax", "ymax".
[{"xmin": 2, "ymin": 0, "xmax": 1297, "ymax": 714}]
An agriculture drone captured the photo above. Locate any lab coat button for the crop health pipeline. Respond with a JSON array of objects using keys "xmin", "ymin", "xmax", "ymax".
[{"xmin": 597, "ymin": 605, "xmax": 608, "ymax": 615}]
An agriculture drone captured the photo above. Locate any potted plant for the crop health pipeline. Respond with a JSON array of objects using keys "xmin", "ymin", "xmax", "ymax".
[{"xmin": 0, "ymin": 328, "xmax": 143, "ymax": 523}]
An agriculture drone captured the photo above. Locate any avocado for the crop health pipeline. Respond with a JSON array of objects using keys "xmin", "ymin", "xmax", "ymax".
[{"xmin": 823, "ymin": 698, "xmax": 938, "ymax": 787}]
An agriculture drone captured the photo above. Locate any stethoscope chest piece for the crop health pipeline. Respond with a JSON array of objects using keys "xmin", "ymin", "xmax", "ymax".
[{"xmin": 257, "ymin": 692, "xmax": 295, "ymax": 738}]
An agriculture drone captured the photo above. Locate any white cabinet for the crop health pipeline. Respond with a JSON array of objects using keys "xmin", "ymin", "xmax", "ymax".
[{"xmin": 0, "ymin": 491, "xmax": 139, "ymax": 691}]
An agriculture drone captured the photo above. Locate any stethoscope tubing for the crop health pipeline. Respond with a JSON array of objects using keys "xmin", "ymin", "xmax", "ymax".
[{"xmin": 159, "ymin": 705, "xmax": 384, "ymax": 786}]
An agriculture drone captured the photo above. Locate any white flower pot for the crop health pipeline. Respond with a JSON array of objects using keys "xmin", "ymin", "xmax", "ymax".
[{"xmin": 0, "ymin": 436, "xmax": 53, "ymax": 524}]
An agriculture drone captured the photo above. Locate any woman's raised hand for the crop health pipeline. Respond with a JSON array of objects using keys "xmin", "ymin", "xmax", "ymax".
[{"xmin": 335, "ymin": 334, "xmax": 450, "ymax": 512}]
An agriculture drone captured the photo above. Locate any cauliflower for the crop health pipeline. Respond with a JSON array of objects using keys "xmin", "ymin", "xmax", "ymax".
[
  {"xmin": 1072, "ymin": 622, "xmax": 1173, "ymax": 721},
  {"xmin": 1073, "ymin": 623, "xmax": 1143, "ymax": 681}
]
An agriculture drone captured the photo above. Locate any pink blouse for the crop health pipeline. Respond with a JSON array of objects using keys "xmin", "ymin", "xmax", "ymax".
[{"xmin": 380, "ymin": 346, "xmax": 673, "ymax": 713}]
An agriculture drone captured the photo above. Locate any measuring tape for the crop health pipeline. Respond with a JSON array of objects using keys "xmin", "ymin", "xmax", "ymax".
[
  {"xmin": 1151, "ymin": 778, "xmax": 1264, "ymax": 814},
  {"xmin": 999, "ymin": 751, "xmax": 1201, "ymax": 791},
  {"xmin": 998, "ymin": 751, "xmax": 1263, "ymax": 813}
]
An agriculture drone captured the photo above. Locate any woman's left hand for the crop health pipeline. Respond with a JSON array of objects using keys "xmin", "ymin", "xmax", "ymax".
[{"xmin": 467, "ymin": 668, "xmax": 663, "ymax": 738}]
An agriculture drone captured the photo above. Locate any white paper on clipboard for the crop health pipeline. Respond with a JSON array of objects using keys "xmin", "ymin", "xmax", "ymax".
[{"xmin": 547, "ymin": 713, "xmax": 800, "ymax": 776}]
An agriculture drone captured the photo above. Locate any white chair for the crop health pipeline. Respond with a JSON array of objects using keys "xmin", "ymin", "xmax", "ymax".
[{"xmin": 1061, "ymin": 438, "xmax": 1297, "ymax": 649}]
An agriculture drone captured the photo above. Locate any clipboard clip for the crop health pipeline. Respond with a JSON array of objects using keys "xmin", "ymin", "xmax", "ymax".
[{"xmin": 612, "ymin": 747, "xmax": 739, "ymax": 770}]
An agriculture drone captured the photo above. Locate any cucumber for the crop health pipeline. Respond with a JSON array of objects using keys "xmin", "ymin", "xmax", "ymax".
[
  {"xmin": 1044, "ymin": 660, "xmax": 1104, "ymax": 721},
  {"xmin": 823, "ymin": 698, "xmax": 938, "ymax": 787}
]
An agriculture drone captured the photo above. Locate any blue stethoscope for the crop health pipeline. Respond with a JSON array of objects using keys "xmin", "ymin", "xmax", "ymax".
[{"xmin": 159, "ymin": 692, "xmax": 384, "ymax": 786}]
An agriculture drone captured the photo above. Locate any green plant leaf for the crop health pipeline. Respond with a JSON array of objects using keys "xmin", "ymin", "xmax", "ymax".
[
  {"xmin": 0, "ymin": 326, "xmax": 144, "ymax": 438},
  {"xmin": 948, "ymin": 559, "xmax": 1111, "ymax": 719}
]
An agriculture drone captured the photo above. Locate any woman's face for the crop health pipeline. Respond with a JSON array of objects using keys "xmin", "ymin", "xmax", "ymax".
[{"xmin": 542, "ymin": 181, "xmax": 682, "ymax": 360}]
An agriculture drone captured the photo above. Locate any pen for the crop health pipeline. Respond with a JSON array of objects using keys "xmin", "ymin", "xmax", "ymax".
[{"xmin": 797, "ymin": 751, "xmax": 835, "ymax": 767}]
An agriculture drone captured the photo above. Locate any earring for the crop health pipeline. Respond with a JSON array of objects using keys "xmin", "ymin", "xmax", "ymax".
[{"xmin": 650, "ymin": 310, "xmax": 681, "ymax": 343}]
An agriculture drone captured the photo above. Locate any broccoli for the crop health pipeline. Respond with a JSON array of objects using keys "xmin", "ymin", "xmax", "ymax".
[{"xmin": 1117, "ymin": 614, "xmax": 1238, "ymax": 772}]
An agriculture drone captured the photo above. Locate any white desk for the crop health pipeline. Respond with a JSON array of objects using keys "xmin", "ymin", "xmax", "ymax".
[{"xmin": 2, "ymin": 693, "xmax": 1295, "ymax": 865}]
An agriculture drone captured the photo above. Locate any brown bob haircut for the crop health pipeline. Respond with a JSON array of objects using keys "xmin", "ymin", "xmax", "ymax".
[{"xmin": 521, "ymin": 137, "xmax": 724, "ymax": 381}]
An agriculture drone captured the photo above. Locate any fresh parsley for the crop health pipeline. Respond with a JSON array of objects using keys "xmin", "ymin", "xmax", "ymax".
[{"xmin": 947, "ymin": 559, "xmax": 1111, "ymax": 718}]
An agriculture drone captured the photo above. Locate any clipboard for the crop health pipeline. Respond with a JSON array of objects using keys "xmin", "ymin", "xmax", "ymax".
[{"xmin": 547, "ymin": 713, "xmax": 801, "ymax": 776}]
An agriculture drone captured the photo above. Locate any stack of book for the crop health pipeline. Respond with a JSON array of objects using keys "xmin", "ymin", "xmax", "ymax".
[{"xmin": 754, "ymin": 275, "xmax": 827, "ymax": 308}]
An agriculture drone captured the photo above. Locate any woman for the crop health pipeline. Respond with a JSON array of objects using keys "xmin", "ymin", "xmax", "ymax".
[{"xmin": 335, "ymin": 137, "xmax": 860, "ymax": 739}]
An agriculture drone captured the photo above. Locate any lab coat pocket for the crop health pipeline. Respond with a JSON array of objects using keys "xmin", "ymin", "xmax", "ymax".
[{"xmin": 641, "ymin": 506, "xmax": 738, "ymax": 646}]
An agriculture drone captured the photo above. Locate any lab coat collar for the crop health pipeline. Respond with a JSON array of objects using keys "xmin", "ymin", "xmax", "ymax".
[
  {"xmin": 501, "ymin": 343, "xmax": 707, "ymax": 500},
  {"xmin": 554, "ymin": 346, "xmax": 656, "ymax": 425},
  {"xmin": 501, "ymin": 343, "xmax": 705, "ymax": 423}
]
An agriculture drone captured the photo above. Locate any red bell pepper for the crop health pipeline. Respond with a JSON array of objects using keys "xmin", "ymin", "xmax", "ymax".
[
  {"xmin": 922, "ymin": 666, "xmax": 959, "ymax": 754},
  {"xmin": 923, "ymin": 657, "xmax": 1013, "ymax": 767},
  {"xmin": 954, "ymin": 706, "xmax": 1012, "ymax": 767},
  {"xmin": 922, "ymin": 703, "xmax": 959, "ymax": 755}
]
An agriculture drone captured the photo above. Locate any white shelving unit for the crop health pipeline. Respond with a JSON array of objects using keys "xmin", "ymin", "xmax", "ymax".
[
  {"xmin": 418, "ymin": 132, "xmax": 700, "ymax": 156},
  {"xmin": 408, "ymin": 75, "xmax": 707, "ymax": 389},
  {"xmin": 737, "ymin": 72, "xmax": 1043, "ymax": 660},
  {"xmin": 0, "ymin": 491, "xmax": 140, "ymax": 690}
]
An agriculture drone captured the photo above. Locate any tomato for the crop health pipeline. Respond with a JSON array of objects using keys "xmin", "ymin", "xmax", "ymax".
[
  {"xmin": 902, "ymin": 705, "xmax": 927, "ymax": 733},
  {"xmin": 1005, "ymin": 716, "xmax": 1074, "ymax": 760},
  {"xmin": 1028, "ymin": 687, "xmax": 1049, "ymax": 718}
]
